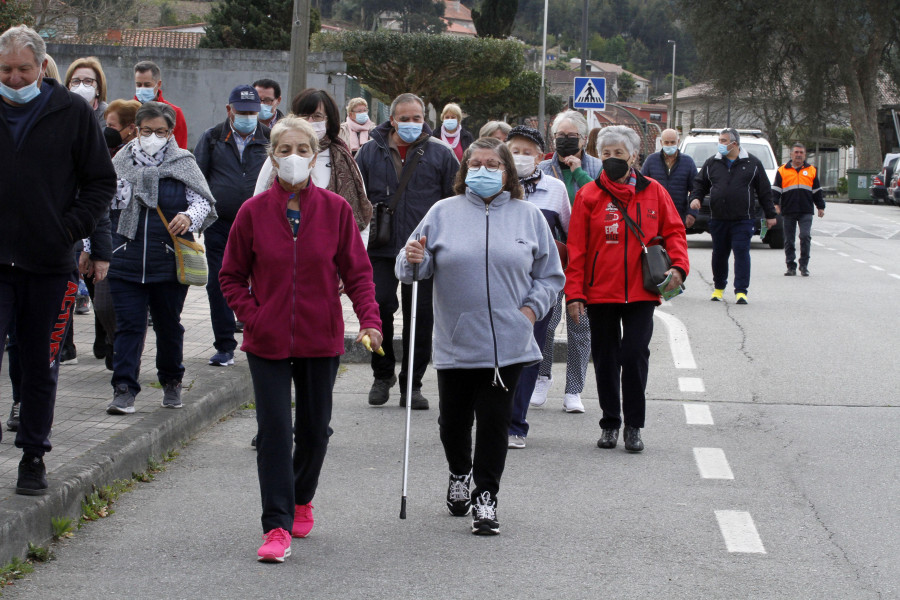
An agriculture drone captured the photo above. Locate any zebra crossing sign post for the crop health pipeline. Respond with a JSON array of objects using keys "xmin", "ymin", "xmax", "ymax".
[{"xmin": 573, "ymin": 77, "xmax": 606, "ymax": 110}]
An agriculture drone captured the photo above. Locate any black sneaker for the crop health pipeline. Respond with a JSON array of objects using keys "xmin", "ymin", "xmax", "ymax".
[
  {"xmin": 16, "ymin": 454, "xmax": 49, "ymax": 495},
  {"xmin": 7, "ymin": 401, "xmax": 20, "ymax": 431},
  {"xmin": 800, "ymin": 267, "xmax": 810, "ymax": 277},
  {"xmin": 471, "ymin": 491, "xmax": 499, "ymax": 535},
  {"xmin": 623, "ymin": 426, "xmax": 644, "ymax": 453},
  {"xmin": 59, "ymin": 347, "xmax": 78, "ymax": 366},
  {"xmin": 162, "ymin": 382, "xmax": 183, "ymax": 409},
  {"xmin": 368, "ymin": 375, "xmax": 396, "ymax": 406},
  {"xmin": 400, "ymin": 389, "xmax": 429, "ymax": 410},
  {"xmin": 784, "ymin": 268, "xmax": 797, "ymax": 276},
  {"xmin": 446, "ymin": 471, "xmax": 472, "ymax": 516},
  {"xmin": 597, "ymin": 428, "xmax": 618, "ymax": 449}
]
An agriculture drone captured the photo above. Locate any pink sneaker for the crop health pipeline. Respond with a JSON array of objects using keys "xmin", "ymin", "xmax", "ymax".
[
  {"xmin": 257, "ymin": 528, "xmax": 291, "ymax": 562},
  {"xmin": 292, "ymin": 503, "xmax": 314, "ymax": 538}
]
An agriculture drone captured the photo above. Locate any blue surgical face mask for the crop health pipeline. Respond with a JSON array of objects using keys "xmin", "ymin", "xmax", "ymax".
[
  {"xmin": 443, "ymin": 118, "xmax": 458, "ymax": 131},
  {"xmin": 466, "ymin": 166, "xmax": 504, "ymax": 199},
  {"xmin": 662, "ymin": 145, "xmax": 677, "ymax": 156},
  {"xmin": 259, "ymin": 104, "xmax": 275, "ymax": 120},
  {"xmin": 0, "ymin": 78, "xmax": 42, "ymax": 105},
  {"xmin": 354, "ymin": 112, "xmax": 369, "ymax": 125},
  {"xmin": 135, "ymin": 87, "xmax": 156, "ymax": 103},
  {"xmin": 232, "ymin": 114, "xmax": 258, "ymax": 134},
  {"xmin": 396, "ymin": 122, "xmax": 423, "ymax": 143},
  {"xmin": 717, "ymin": 142, "xmax": 731, "ymax": 155}
]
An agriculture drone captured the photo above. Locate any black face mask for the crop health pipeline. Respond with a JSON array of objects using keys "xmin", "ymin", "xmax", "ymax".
[
  {"xmin": 555, "ymin": 137, "xmax": 581, "ymax": 158},
  {"xmin": 602, "ymin": 157, "xmax": 631, "ymax": 181},
  {"xmin": 104, "ymin": 126, "xmax": 123, "ymax": 149}
]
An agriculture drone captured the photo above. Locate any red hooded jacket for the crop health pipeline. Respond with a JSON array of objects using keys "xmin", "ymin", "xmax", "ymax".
[
  {"xmin": 565, "ymin": 170, "xmax": 689, "ymax": 305},
  {"xmin": 220, "ymin": 180, "xmax": 381, "ymax": 360}
]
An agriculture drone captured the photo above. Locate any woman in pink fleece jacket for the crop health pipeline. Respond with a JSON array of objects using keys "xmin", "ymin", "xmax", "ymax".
[{"xmin": 220, "ymin": 116, "xmax": 382, "ymax": 563}]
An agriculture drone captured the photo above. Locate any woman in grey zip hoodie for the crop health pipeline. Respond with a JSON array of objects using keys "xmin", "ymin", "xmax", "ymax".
[{"xmin": 396, "ymin": 137, "xmax": 564, "ymax": 535}]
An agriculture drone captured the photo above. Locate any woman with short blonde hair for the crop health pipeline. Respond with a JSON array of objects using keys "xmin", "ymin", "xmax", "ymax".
[
  {"xmin": 433, "ymin": 102, "xmax": 473, "ymax": 162},
  {"xmin": 339, "ymin": 96, "xmax": 375, "ymax": 154}
]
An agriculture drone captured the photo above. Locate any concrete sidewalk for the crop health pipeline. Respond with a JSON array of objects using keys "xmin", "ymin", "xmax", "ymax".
[{"xmin": 0, "ymin": 286, "xmax": 575, "ymax": 564}]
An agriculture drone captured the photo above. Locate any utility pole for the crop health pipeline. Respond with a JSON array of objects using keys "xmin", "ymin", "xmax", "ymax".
[
  {"xmin": 667, "ymin": 40, "xmax": 676, "ymax": 129},
  {"xmin": 288, "ymin": 0, "xmax": 311, "ymax": 102},
  {"xmin": 538, "ymin": 0, "xmax": 549, "ymax": 137},
  {"xmin": 580, "ymin": 0, "xmax": 588, "ymax": 77}
]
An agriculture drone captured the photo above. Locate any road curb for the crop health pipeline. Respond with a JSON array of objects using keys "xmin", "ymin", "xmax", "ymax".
[{"xmin": 0, "ymin": 366, "xmax": 252, "ymax": 565}]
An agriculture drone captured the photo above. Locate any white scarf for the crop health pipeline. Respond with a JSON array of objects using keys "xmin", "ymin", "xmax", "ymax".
[{"xmin": 440, "ymin": 125, "xmax": 461, "ymax": 148}]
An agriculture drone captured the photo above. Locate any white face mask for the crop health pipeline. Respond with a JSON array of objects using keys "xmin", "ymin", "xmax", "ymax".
[
  {"xmin": 71, "ymin": 83, "xmax": 96, "ymax": 104},
  {"xmin": 309, "ymin": 120, "xmax": 327, "ymax": 141},
  {"xmin": 275, "ymin": 154, "xmax": 313, "ymax": 185},
  {"xmin": 514, "ymin": 154, "xmax": 538, "ymax": 178},
  {"xmin": 139, "ymin": 134, "xmax": 168, "ymax": 156}
]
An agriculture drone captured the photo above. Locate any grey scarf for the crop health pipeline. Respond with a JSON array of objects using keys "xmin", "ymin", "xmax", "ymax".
[{"xmin": 112, "ymin": 141, "xmax": 217, "ymax": 239}]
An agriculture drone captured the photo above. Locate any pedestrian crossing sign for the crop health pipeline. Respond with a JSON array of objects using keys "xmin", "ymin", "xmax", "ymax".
[{"xmin": 573, "ymin": 77, "xmax": 606, "ymax": 110}]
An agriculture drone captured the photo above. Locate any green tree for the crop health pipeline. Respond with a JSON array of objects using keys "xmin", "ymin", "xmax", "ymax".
[
  {"xmin": 464, "ymin": 69, "xmax": 564, "ymax": 123},
  {"xmin": 679, "ymin": 0, "xmax": 900, "ymax": 169},
  {"xmin": 314, "ymin": 30, "xmax": 523, "ymax": 114},
  {"xmin": 336, "ymin": 0, "xmax": 446, "ymax": 33},
  {"xmin": 616, "ymin": 72, "xmax": 635, "ymax": 102},
  {"xmin": 201, "ymin": 0, "xmax": 321, "ymax": 50},
  {"xmin": 0, "ymin": 0, "xmax": 33, "ymax": 32},
  {"xmin": 471, "ymin": 0, "xmax": 518, "ymax": 38}
]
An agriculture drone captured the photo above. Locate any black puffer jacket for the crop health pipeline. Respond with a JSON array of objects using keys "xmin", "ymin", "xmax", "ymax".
[
  {"xmin": 356, "ymin": 121, "xmax": 459, "ymax": 258},
  {"xmin": 691, "ymin": 148, "xmax": 776, "ymax": 221}
]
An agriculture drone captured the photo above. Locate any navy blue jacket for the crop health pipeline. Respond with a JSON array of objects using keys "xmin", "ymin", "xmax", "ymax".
[
  {"xmin": 108, "ymin": 179, "xmax": 192, "ymax": 284},
  {"xmin": 641, "ymin": 150, "xmax": 697, "ymax": 220},
  {"xmin": 0, "ymin": 78, "xmax": 116, "ymax": 274},
  {"xmin": 194, "ymin": 121, "xmax": 270, "ymax": 223},
  {"xmin": 356, "ymin": 121, "xmax": 459, "ymax": 258},
  {"xmin": 691, "ymin": 148, "xmax": 776, "ymax": 221}
]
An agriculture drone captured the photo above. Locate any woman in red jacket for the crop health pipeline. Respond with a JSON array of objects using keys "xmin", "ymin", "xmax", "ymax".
[
  {"xmin": 565, "ymin": 126, "xmax": 689, "ymax": 453},
  {"xmin": 220, "ymin": 116, "xmax": 383, "ymax": 563}
]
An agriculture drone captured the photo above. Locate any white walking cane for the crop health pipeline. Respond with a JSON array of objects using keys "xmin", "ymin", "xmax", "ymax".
[{"xmin": 400, "ymin": 236, "xmax": 420, "ymax": 519}]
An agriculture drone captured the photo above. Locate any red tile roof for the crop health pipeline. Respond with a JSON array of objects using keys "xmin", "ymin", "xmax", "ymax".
[{"xmin": 66, "ymin": 29, "xmax": 204, "ymax": 49}]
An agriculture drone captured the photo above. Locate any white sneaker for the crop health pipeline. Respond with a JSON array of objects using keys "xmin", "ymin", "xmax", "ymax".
[
  {"xmin": 508, "ymin": 435, "xmax": 526, "ymax": 449},
  {"xmin": 564, "ymin": 393, "xmax": 585, "ymax": 413},
  {"xmin": 530, "ymin": 376, "xmax": 551, "ymax": 407}
]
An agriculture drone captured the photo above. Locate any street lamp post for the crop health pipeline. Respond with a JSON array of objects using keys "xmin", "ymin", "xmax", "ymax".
[{"xmin": 667, "ymin": 39, "xmax": 676, "ymax": 129}]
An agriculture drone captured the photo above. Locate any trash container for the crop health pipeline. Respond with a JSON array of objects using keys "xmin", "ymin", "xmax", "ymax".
[{"xmin": 847, "ymin": 168, "xmax": 878, "ymax": 203}]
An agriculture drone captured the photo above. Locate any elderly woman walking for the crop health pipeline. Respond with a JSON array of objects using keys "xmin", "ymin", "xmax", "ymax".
[
  {"xmin": 221, "ymin": 117, "xmax": 382, "ymax": 562},
  {"xmin": 398, "ymin": 137, "xmax": 564, "ymax": 535},
  {"xmin": 566, "ymin": 126, "xmax": 689, "ymax": 452},
  {"xmin": 338, "ymin": 96, "xmax": 376, "ymax": 155},
  {"xmin": 106, "ymin": 102, "xmax": 217, "ymax": 414},
  {"xmin": 433, "ymin": 102, "xmax": 473, "ymax": 162},
  {"xmin": 533, "ymin": 110, "xmax": 603, "ymax": 413}
]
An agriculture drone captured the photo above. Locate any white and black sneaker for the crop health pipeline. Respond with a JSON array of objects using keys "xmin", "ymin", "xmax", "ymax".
[
  {"xmin": 471, "ymin": 491, "xmax": 499, "ymax": 535},
  {"xmin": 446, "ymin": 471, "xmax": 472, "ymax": 516}
]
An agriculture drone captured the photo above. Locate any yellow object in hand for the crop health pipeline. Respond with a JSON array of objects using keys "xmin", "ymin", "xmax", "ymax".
[{"xmin": 361, "ymin": 334, "xmax": 385, "ymax": 356}]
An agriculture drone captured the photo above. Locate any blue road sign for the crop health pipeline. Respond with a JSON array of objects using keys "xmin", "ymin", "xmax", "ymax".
[{"xmin": 573, "ymin": 77, "xmax": 606, "ymax": 110}]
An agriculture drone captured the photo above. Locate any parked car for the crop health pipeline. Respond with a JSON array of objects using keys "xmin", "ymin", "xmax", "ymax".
[
  {"xmin": 679, "ymin": 128, "xmax": 784, "ymax": 249},
  {"xmin": 870, "ymin": 153, "xmax": 900, "ymax": 203},
  {"xmin": 888, "ymin": 169, "xmax": 900, "ymax": 205}
]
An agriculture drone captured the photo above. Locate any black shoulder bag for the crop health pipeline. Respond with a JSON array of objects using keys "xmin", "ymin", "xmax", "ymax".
[
  {"xmin": 369, "ymin": 146, "xmax": 425, "ymax": 249},
  {"xmin": 599, "ymin": 183, "xmax": 673, "ymax": 296}
]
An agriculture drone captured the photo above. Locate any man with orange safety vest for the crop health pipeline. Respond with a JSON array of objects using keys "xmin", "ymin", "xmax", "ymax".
[{"xmin": 772, "ymin": 142, "xmax": 825, "ymax": 276}]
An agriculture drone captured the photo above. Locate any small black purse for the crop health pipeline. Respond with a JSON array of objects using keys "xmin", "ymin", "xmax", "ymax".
[{"xmin": 368, "ymin": 147, "xmax": 424, "ymax": 249}]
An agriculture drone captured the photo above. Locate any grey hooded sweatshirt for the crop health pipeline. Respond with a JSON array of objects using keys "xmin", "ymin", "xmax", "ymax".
[{"xmin": 395, "ymin": 189, "xmax": 564, "ymax": 375}]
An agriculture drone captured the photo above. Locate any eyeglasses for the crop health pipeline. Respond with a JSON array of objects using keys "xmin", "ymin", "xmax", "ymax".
[
  {"xmin": 139, "ymin": 127, "xmax": 170, "ymax": 138},
  {"xmin": 299, "ymin": 113, "xmax": 327, "ymax": 123},
  {"xmin": 555, "ymin": 133, "xmax": 581, "ymax": 140},
  {"xmin": 70, "ymin": 78, "xmax": 96, "ymax": 87},
  {"xmin": 467, "ymin": 160, "xmax": 504, "ymax": 172},
  {"xmin": 259, "ymin": 98, "xmax": 277, "ymax": 105}
]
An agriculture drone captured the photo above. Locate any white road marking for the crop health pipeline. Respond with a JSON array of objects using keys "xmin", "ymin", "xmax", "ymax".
[
  {"xmin": 891, "ymin": 274, "xmax": 900, "ymax": 280},
  {"xmin": 654, "ymin": 310, "xmax": 697, "ymax": 369},
  {"xmin": 811, "ymin": 240, "xmax": 823, "ymax": 247},
  {"xmin": 870, "ymin": 265, "xmax": 885, "ymax": 271},
  {"xmin": 715, "ymin": 511, "xmax": 766, "ymax": 554},
  {"xmin": 694, "ymin": 448, "xmax": 734, "ymax": 479},
  {"xmin": 826, "ymin": 246, "xmax": 835, "ymax": 251},
  {"xmin": 854, "ymin": 259, "xmax": 866, "ymax": 264},
  {"xmin": 683, "ymin": 403, "xmax": 714, "ymax": 425},
  {"xmin": 679, "ymin": 377, "xmax": 706, "ymax": 392},
  {"xmin": 838, "ymin": 252, "xmax": 849, "ymax": 257}
]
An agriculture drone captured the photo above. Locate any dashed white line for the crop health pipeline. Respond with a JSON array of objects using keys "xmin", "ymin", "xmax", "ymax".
[
  {"xmin": 838, "ymin": 252, "xmax": 849, "ymax": 257},
  {"xmin": 854, "ymin": 259, "xmax": 867, "ymax": 264},
  {"xmin": 870, "ymin": 265, "xmax": 885, "ymax": 271},
  {"xmin": 891, "ymin": 274, "xmax": 900, "ymax": 280},
  {"xmin": 694, "ymin": 448, "xmax": 734, "ymax": 479},
  {"xmin": 654, "ymin": 310, "xmax": 697, "ymax": 369},
  {"xmin": 826, "ymin": 246, "xmax": 836, "ymax": 251},
  {"xmin": 683, "ymin": 403, "xmax": 714, "ymax": 425},
  {"xmin": 715, "ymin": 511, "xmax": 766, "ymax": 554},
  {"xmin": 679, "ymin": 377, "xmax": 706, "ymax": 393},
  {"xmin": 811, "ymin": 240, "xmax": 823, "ymax": 247}
]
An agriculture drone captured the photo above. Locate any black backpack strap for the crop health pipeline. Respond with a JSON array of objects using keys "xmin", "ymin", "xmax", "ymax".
[{"xmin": 387, "ymin": 144, "xmax": 425, "ymax": 215}]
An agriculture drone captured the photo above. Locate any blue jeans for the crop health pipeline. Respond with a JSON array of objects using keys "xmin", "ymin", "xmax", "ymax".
[
  {"xmin": 509, "ymin": 311, "xmax": 554, "ymax": 438},
  {"xmin": 109, "ymin": 278, "xmax": 188, "ymax": 397},
  {"xmin": 782, "ymin": 213, "xmax": 813, "ymax": 270},
  {"xmin": 204, "ymin": 219, "xmax": 237, "ymax": 354},
  {"xmin": 709, "ymin": 219, "xmax": 755, "ymax": 294}
]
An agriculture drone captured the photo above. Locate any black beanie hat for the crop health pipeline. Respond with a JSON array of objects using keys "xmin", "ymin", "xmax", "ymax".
[{"xmin": 507, "ymin": 125, "xmax": 545, "ymax": 153}]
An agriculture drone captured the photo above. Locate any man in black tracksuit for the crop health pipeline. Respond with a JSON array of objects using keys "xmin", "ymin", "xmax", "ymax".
[
  {"xmin": 691, "ymin": 128, "xmax": 777, "ymax": 304},
  {"xmin": 0, "ymin": 26, "xmax": 116, "ymax": 494}
]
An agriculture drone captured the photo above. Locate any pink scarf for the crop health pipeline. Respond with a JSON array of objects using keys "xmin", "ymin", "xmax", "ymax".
[
  {"xmin": 345, "ymin": 116, "xmax": 371, "ymax": 152},
  {"xmin": 440, "ymin": 125, "xmax": 460, "ymax": 148}
]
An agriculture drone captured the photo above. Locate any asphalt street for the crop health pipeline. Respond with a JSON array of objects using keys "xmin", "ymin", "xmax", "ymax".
[{"xmin": 3, "ymin": 202, "xmax": 898, "ymax": 600}]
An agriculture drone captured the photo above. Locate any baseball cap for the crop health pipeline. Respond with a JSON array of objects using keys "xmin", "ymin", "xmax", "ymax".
[{"xmin": 228, "ymin": 85, "xmax": 261, "ymax": 112}]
